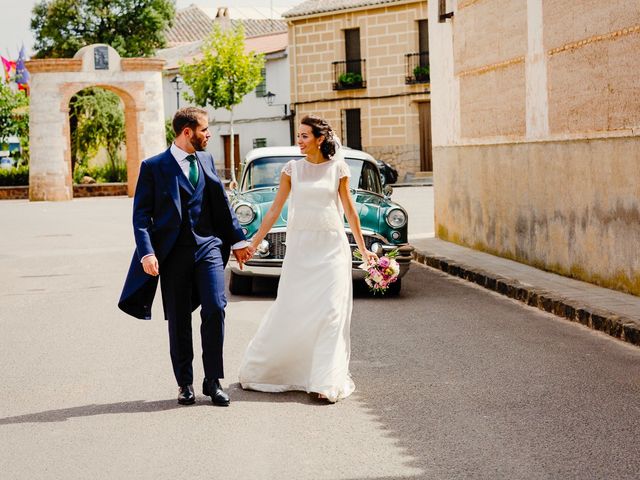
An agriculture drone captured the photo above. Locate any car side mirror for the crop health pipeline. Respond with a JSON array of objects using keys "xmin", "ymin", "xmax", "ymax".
[{"xmin": 383, "ymin": 184, "xmax": 393, "ymax": 197}]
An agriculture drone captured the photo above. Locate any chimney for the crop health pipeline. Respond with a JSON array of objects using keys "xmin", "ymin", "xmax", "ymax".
[{"xmin": 216, "ymin": 7, "xmax": 230, "ymax": 18}]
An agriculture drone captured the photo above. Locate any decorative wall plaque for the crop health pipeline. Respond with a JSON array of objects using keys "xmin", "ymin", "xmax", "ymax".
[{"xmin": 94, "ymin": 46, "xmax": 109, "ymax": 70}]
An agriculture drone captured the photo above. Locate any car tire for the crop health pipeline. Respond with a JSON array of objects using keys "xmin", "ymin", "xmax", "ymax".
[
  {"xmin": 229, "ymin": 271, "xmax": 253, "ymax": 295},
  {"xmin": 386, "ymin": 278, "xmax": 402, "ymax": 296}
]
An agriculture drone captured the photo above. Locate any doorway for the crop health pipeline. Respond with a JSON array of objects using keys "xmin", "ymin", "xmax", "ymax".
[{"xmin": 418, "ymin": 102, "xmax": 433, "ymax": 172}]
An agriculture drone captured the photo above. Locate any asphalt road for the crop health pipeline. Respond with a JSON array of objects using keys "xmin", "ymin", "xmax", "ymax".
[{"xmin": 1, "ymin": 194, "xmax": 639, "ymax": 480}]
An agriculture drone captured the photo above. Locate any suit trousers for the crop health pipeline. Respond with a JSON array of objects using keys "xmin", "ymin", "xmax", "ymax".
[{"xmin": 160, "ymin": 245, "xmax": 227, "ymax": 386}]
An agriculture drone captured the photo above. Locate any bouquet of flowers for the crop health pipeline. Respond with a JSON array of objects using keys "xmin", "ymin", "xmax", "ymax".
[{"xmin": 353, "ymin": 248, "xmax": 400, "ymax": 294}]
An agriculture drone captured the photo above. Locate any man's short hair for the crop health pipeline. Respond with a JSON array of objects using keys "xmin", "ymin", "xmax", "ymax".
[{"xmin": 172, "ymin": 107, "xmax": 208, "ymax": 135}]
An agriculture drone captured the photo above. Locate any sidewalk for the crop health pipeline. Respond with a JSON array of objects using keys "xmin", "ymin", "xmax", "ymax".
[{"xmin": 411, "ymin": 237, "xmax": 640, "ymax": 347}]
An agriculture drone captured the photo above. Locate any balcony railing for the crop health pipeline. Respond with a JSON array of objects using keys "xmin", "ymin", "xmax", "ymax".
[
  {"xmin": 405, "ymin": 52, "xmax": 430, "ymax": 84},
  {"xmin": 332, "ymin": 59, "xmax": 367, "ymax": 90}
]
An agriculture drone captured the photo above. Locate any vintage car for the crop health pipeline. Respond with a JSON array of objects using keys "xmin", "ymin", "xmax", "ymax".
[{"xmin": 228, "ymin": 146, "xmax": 414, "ymax": 295}]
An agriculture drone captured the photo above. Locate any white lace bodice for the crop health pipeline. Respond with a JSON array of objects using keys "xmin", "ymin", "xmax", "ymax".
[{"xmin": 282, "ymin": 157, "xmax": 351, "ymax": 232}]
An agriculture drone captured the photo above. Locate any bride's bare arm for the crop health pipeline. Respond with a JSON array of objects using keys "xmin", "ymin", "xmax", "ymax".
[
  {"xmin": 338, "ymin": 177, "xmax": 377, "ymax": 262},
  {"xmin": 250, "ymin": 172, "xmax": 291, "ymax": 249}
]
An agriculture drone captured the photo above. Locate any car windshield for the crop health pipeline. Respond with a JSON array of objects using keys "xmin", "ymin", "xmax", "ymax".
[{"xmin": 241, "ymin": 156, "xmax": 383, "ymax": 194}]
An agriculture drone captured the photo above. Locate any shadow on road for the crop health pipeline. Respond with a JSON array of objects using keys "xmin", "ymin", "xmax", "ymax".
[
  {"xmin": 0, "ymin": 399, "xmax": 183, "ymax": 425},
  {"xmin": 0, "ymin": 384, "xmax": 338, "ymax": 425}
]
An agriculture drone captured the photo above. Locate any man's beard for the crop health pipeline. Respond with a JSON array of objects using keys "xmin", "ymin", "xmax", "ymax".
[{"xmin": 190, "ymin": 136, "xmax": 206, "ymax": 151}]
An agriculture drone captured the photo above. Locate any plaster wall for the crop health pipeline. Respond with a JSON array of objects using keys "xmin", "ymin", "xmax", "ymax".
[
  {"xmin": 434, "ymin": 137, "xmax": 640, "ymax": 294},
  {"xmin": 429, "ymin": 0, "xmax": 640, "ymax": 295}
]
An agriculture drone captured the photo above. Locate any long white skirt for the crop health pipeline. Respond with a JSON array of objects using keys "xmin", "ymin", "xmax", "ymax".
[{"xmin": 239, "ymin": 229, "xmax": 355, "ymax": 402}]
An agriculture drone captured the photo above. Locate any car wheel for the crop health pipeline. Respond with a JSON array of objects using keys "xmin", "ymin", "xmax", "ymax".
[{"xmin": 229, "ymin": 271, "xmax": 253, "ymax": 295}]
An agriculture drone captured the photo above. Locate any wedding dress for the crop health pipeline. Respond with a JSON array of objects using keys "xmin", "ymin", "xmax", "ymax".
[{"xmin": 238, "ymin": 152, "xmax": 356, "ymax": 402}]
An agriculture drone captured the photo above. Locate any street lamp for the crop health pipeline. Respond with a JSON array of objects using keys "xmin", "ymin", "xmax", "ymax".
[
  {"xmin": 264, "ymin": 91, "xmax": 288, "ymax": 116},
  {"xmin": 170, "ymin": 74, "xmax": 183, "ymax": 110}
]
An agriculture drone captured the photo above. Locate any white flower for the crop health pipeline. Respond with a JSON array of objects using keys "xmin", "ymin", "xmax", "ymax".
[{"xmin": 389, "ymin": 260, "xmax": 400, "ymax": 276}]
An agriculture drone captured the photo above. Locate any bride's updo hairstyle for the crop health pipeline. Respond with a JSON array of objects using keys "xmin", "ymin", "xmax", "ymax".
[{"xmin": 300, "ymin": 115, "xmax": 337, "ymax": 159}]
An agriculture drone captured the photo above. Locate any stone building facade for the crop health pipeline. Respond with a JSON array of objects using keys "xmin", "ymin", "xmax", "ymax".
[
  {"xmin": 430, "ymin": 0, "xmax": 640, "ymax": 295},
  {"xmin": 283, "ymin": 0, "xmax": 431, "ymax": 181}
]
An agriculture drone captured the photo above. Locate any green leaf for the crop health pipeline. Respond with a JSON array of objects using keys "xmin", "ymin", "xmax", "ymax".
[
  {"xmin": 179, "ymin": 24, "xmax": 265, "ymax": 110},
  {"xmin": 31, "ymin": 0, "xmax": 175, "ymax": 58}
]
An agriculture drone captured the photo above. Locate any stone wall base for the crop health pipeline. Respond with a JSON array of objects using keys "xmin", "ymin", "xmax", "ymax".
[
  {"xmin": 0, "ymin": 183, "xmax": 128, "ymax": 200},
  {"xmin": 365, "ymin": 144, "xmax": 420, "ymax": 182},
  {"xmin": 434, "ymin": 135, "xmax": 640, "ymax": 295},
  {"xmin": 0, "ymin": 186, "xmax": 29, "ymax": 200}
]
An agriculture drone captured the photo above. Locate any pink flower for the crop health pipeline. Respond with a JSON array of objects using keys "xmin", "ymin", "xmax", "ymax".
[{"xmin": 378, "ymin": 256, "xmax": 390, "ymax": 268}]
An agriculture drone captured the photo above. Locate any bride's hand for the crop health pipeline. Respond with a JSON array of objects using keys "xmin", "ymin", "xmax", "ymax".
[{"xmin": 363, "ymin": 250, "xmax": 378, "ymax": 264}]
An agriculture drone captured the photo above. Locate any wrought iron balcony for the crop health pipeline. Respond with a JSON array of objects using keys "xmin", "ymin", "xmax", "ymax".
[
  {"xmin": 405, "ymin": 52, "xmax": 430, "ymax": 84},
  {"xmin": 332, "ymin": 59, "xmax": 367, "ymax": 90}
]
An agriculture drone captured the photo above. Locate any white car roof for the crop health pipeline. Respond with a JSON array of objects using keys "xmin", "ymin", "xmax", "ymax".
[{"xmin": 243, "ymin": 146, "xmax": 376, "ymax": 164}]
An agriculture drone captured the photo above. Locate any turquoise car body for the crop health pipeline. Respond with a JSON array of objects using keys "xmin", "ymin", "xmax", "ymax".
[{"xmin": 228, "ymin": 146, "xmax": 414, "ymax": 294}]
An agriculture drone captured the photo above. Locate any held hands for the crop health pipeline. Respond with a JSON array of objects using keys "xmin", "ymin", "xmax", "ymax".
[
  {"xmin": 142, "ymin": 254, "xmax": 160, "ymax": 276},
  {"xmin": 233, "ymin": 246, "xmax": 256, "ymax": 270}
]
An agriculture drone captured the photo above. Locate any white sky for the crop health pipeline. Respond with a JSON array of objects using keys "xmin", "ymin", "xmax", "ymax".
[{"xmin": 0, "ymin": 0, "xmax": 300, "ymax": 59}]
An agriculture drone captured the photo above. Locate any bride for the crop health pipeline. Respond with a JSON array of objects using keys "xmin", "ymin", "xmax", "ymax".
[{"xmin": 238, "ymin": 115, "xmax": 377, "ymax": 403}]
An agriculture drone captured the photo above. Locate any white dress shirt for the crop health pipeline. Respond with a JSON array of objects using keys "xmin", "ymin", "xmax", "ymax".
[
  {"xmin": 140, "ymin": 145, "xmax": 248, "ymax": 262},
  {"xmin": 170, "ymin": 142, "xmax": 199, "ymax": 181}
]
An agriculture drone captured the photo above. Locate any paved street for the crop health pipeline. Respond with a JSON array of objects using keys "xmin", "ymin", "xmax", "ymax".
[{"xmin": 1, "ymin": 193, "xmax": 639, "ymax": 479}]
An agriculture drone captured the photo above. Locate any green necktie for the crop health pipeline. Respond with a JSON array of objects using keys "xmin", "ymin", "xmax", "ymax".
[{"xmin": 186, "ymin": 154, "xmax": 199, "ymax": 188}]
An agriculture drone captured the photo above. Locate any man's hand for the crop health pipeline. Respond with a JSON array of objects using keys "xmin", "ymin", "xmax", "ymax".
[
  {"xmin": 142, "ymin": 254, "xmax": 159, "ymax": 276},
  {"xmin": 232, "ymin": 246, "xmax": 255, "ymax": 270}
]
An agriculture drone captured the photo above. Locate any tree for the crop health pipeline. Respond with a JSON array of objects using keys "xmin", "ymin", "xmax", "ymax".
[
  {"xmin": 69, "ymin": 87, "xmax": 125, "ymax": 180},
  {"xmin": 180, "ymin": 24, "xmax": 265, "ymax": 183},
  {"xmin": 0, "ymin": 84, "xmax": 29, "ymax": 164},
  {"xmin": 31, "ymin": 0, "xmax": 175, "ymax": 58}
]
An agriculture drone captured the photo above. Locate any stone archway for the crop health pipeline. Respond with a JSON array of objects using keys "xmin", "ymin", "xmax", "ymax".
[{"xmin": 25, "ymin": 44, "xmax": 166, "ymax": 200}]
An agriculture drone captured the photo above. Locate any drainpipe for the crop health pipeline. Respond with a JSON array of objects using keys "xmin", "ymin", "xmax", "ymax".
[{"xmin": 289, "ymin": 21, "xmax": 298, "ymax": 146}]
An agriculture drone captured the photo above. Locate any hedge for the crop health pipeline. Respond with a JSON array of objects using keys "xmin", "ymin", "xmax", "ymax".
[{"xmin": 0, "ymin": 166, "xmax": 29, "ymax": 186}]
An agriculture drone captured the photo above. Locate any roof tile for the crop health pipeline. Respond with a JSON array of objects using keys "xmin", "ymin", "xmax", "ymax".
[
  {"xmin": 282, "ymin": 0, "xmax": 406, "ymax": 18},
  {"xmin": 166, "ymin": 5, "xmax": 287, "ymax": 46}
]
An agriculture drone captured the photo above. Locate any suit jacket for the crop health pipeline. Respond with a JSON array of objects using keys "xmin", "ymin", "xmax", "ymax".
[{"xmin": 118, "ymin": 148, "xmax": 245, "ymax": 320}]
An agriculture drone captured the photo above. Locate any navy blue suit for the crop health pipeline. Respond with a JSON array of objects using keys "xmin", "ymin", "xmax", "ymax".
[{"xmin": 118, "ymin": 148, "xmax": 245, "ymax": 385}]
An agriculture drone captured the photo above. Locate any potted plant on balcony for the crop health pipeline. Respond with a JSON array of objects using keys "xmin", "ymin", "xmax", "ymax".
[
  {"xmin": 413, "ymin": 65, "xmax": 430, "ymax": 83},
  {"xmin": 338, "ymin": 72, "xmax": 363, "ymax": 89}
]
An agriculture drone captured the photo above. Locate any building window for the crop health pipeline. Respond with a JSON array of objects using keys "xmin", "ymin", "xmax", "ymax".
[
  {"xmin": 255, "ymin": 67, "xmax": 267, "ymax": 97},
  {"xmin": 253, "ymin": 138, "xmax": 267, "ymax": 148},
  {"xmin": 342, "ymin": 109, "xmax": 362, "ymax": 151},
  {"xmin": 419, "ymin": 20, "xmax": 429, "ymax": 59},
  {"xmin": 406, "ymin": 20, "xmax": 430, "ymax": 84},
  {"xmin": 333, "ymin": 28, "xmax": 366, "ymax": 90},
  {"xmin": 344, "ymin": 28, "xmax": 361, "ymax": 75}
]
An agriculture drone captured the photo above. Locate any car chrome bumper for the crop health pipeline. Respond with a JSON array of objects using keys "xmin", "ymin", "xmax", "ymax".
[{"xmin": 229, "ymin": 243, "xmax": 415, "ymax": 279}]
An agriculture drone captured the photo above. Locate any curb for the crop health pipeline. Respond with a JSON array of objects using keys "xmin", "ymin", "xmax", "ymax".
[
  {"xmin": 392, "ymin": 182, "xmax": 433, "ymax": 188},
  {"xmin": 412, "ymin": 250, "xmax": 640, "ymax": 347}
]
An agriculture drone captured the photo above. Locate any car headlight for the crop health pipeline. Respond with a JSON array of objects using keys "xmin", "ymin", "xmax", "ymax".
[
  {"xmin": 234, "ymin": 204, "xmax": 255, "ymax": 225},
  {"xmin": 385, "ymin": 208, "xmax": 407, "ymax": 228},
  {"xmin": 256, "ymin": 239, "xmax": 270, "ymax": 257},
  {"xmin": 370, "ymin": 242, "xmax": 384, "ymax": 255}
]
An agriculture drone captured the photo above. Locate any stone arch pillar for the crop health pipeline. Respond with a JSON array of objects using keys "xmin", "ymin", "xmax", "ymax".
[{"xmin": 25, "ymin": 45, "xmax": 166, "ymax": 201}]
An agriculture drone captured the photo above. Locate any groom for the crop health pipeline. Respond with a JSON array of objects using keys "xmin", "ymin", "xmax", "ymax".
[{"xmin": 118, "ymin": 107, "xmax": 253, "ymax": 406}]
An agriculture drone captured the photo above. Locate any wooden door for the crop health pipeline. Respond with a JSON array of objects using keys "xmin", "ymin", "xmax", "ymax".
[
  {"xmin": 418, "ymin": 102, "xmax": 433, "ymax": 172},
  {"xmin": 222, "ymin": 134, "xmax": 240, "ymax": 179}
]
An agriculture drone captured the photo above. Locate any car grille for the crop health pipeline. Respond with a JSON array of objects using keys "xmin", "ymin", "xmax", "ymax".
[{"xmin": 264, "ymin": 231, "xmax": 378, "ymax": 260}]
